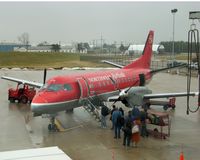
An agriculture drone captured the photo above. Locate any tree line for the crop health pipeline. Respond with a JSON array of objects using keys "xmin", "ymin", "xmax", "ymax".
[{"xmin": 160, "ymin": 41, "xmax": 199, "ymax": 53}]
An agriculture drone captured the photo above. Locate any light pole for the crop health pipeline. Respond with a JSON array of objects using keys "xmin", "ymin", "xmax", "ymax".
[{"xmin": 171, "ymin": 8, "xmax": 178, "ymax": 66}]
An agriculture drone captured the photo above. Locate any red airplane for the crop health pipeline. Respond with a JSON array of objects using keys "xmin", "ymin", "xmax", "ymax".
[{"xmin": 2, "ymin": 30, "xmax": 198, "ymax": 131}]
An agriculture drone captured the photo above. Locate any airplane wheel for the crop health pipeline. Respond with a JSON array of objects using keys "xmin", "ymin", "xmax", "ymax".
[
  {"xmin": 172, "ymin": 105, "xmax": 176, "ymax": 109},
  {"xmin": 48, "ymin": 124, "xmax": 58, "ymax": 132},
  {"xmin": 48, "ymin": 124, "xmax": 52, "ymax": 131},
  {"xmin": 20, "ymin": 96, "xmax": 28, "ymax": 104},
  {"xmin": 48, "ymin": 124, "xmax": 55, "ymax": 131},
  {"xmin": 163, "ymin": 105, "xmax": 168, "ymax": 111},
  {"xmin": 65, "ymin": 108, "xmax": 74, "ymax": 113},
  {"xmin": 153, "ymin": 128, "xmax": 159, "ymax": 138},
  {"xmin": 9, "ymin": 98, "xmax": 15, "ymax": 103}
]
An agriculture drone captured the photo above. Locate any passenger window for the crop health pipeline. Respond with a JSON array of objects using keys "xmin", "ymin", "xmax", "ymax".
[{"xmin": 64, "ymin": 84, "xmax": 72, "ymax": 91}]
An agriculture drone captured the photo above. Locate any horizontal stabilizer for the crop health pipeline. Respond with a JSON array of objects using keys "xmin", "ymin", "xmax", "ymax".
[
  {"xmin": 101, "ymin": 60, "xmax": 123, "ymax": 68},
  {"xmin": 150, "ymin": 63, "xmax": 187, "ymax": 74}
]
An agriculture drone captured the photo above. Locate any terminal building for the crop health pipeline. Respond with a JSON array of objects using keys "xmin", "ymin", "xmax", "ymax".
[
  {"xmin": 128, "ymin": 44, "xmax": 165, "ymax": 55},
  {"xmin": 0, "ymin": 43, "xmax": 29, "ymax": 52}
]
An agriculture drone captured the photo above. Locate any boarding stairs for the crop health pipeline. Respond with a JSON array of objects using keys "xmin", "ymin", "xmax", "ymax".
[{"xmin": 80, "ymin": 97, "xmax": 101, "ymax": 121}]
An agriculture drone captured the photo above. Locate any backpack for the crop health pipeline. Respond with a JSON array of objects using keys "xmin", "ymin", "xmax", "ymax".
[
  {"xmin": 117, "ymin": 115, "xmax": 125, "ymax": 126},
  {"xmin": 102, "ymin": 106, "xmax": 110, "ymax": 116}
]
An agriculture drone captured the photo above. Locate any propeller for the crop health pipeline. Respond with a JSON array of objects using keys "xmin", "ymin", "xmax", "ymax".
[
  {"xmin": 43, "ymin": 68, "xmax": 47, "ymax": 84},
  {"xmin": 123, "ymin": 79, "xmax": 140, "ymax": 96},
  {"xmin": 111, "ymin": 88, "xmax": 131, "ymax": 106},
  {"xmin": 110, "ymin": 79, "xmax": 139, "ymax": 106}
]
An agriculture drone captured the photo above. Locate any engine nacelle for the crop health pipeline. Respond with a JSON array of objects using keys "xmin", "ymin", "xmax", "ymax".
[{"xmin": 125, "ymin": 86, "xmax": 152, "ymax": 107}]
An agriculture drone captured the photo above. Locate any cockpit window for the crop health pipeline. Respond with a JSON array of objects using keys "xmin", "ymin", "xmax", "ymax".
[
  {"xmin": 64, "ymin": 84, "xmax": 72, "ymax": 91},
  {"xmin": 47, "ymin": 84, "xmax": 63, "ymax": 91}
]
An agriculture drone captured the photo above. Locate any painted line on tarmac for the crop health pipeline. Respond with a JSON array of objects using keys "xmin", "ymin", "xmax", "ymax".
[
  {"xmin": 55, "ymin": 118, "xmax": 84, "ymax": 132},
  {"xmin": 60, "ymin": 124, "xmax": 84, "ymax": 132}
]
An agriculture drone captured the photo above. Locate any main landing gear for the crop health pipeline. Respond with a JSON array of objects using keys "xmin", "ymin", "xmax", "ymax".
[
  {"xmin": 65, "ymin": 108, "xmax": 74, "ymax": 113},
  {"xmin": 48, "ymin": 116, "xmax": 59, "ymax": 132}
]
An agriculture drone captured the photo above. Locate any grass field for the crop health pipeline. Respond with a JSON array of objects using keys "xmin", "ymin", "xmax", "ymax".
[
  {"xmin": 0, "ymin": 52, "xmax": 109, "ymax": 68},
  {"xmin": 156, "ymin": 53, "xmax": 195, "ymax": 61},
  {"xmin": 0, "ymin": 52, "xmax": 191, "ymax": 69}
]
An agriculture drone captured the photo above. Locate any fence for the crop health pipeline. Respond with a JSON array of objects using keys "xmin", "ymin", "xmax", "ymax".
[{"xmin": 80, "ymin": 54, "xmax": 198, "ymax": 77}]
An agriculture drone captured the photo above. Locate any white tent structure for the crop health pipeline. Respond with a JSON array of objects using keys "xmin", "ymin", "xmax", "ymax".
[
  {"xmin": 0, "ymin": 146, "xmax": 72, "ymax": 160},
  {"xmin": 128, "ymin": 44, "xmax": 164, "ymax": 54}
]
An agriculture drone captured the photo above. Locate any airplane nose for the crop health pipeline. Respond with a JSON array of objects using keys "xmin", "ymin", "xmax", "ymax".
[
  {"xmin": 32, "ymin": 93, "xmax": 48, "ymax": 103},
  {"xmin": 31, "ymin": 102, "xmax": 41, "ymax": 113},
  {"xmin": 31, "ymin": 94, "xmax": 48, "ymax": 113}
]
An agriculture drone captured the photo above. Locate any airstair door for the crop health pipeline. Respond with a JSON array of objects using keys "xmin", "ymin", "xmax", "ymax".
[{"xmin": 77, "ymin": 78, "xmax": 89, "ymax": 98}]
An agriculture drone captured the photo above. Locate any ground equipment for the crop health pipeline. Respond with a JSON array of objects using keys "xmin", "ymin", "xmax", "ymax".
[
  {"xmin": 8, "ymin": 83, "xmax": 36, "ymax": 104},
  {"xmin": 146, "ymin": 109, "xmax": 171, "ymax": 139},
  {"xmin": 147, "ymin": 97, "xmax": 176, "ymax": 110}
]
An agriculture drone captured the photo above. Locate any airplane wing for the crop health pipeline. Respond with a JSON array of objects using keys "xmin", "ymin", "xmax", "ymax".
[
  {"xmin": 144, "ymin": 92, "xmax": 198, "ymax": 99},
  {"xmin": 107, "ymin": 92, "xmax": 198, "ymax": 102},
  {"xmin": 107, "ymin": 86, "xmax": 198, "ymax": 107},
  {"xmin": 1, "ymin": 76, "xmax": 43, "ymax": 88},
  {"xmin": 101, "ymin": 60, "xmax": 124, "ymax": 68}
]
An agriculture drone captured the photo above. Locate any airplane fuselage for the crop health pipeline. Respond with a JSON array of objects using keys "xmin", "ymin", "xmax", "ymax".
[{"xmin": 31, "ymin": 68, "xmax": 152, "ymax": 115}]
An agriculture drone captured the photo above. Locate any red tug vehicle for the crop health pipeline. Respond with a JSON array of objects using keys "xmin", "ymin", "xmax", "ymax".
[{"xmin": 8, "ymin": 83, "xmax": 36, "ymax": 104}]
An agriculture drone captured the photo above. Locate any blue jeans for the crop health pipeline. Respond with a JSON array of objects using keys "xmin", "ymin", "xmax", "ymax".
[
  {"xmin": 114, "ymin": 124, "xmax": 121, "ymax": 138},
  {"xmin": 101, "ymin": 115, "xmax": 107, "ymax": 128},
  {"xmin": 123, "ymin": 133, "xmax": 131, "ymax": 146}
]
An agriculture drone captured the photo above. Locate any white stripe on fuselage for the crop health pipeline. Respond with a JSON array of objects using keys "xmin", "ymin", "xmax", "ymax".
[{"xmin": 31, "ymin": 90, "xmax": 120, "ymax": 114}]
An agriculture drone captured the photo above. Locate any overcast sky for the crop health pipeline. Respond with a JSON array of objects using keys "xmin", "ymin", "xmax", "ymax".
[{"xmin": 0, "ymin": 1, "xmax": 200, "ymax": 45}]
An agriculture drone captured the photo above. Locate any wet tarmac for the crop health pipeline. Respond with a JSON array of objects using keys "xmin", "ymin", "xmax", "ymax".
[{"xmin": 0, "ymin": 69, "xmax": 200, "ymax": 160}]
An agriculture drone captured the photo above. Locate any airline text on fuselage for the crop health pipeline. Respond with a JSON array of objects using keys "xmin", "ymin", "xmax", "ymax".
[{"xmin": 88, "ymin": 72, "xmax": 126, "ymax": 82}]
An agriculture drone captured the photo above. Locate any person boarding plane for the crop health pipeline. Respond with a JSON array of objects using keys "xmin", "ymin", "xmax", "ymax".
[{"xmin": 2, "ymin": 30, "xmax": 198, "ymax": 131}]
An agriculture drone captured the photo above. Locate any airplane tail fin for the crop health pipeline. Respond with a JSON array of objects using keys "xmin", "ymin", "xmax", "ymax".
[{"xmin": 123, "ymin": 30, "xmax": 154, "ymax": 69}]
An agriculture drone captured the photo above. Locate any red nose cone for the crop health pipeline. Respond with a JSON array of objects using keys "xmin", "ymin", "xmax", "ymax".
[{"xmin": 32, "ymin": 93, "xmax": 48, "ymax": 103}]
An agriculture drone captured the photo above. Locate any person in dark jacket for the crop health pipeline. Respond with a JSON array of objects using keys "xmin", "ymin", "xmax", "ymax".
[
  {"xmin": 132, "ymin": 107, "xmax": 140, "ymax": 120},
  {"xmin": 122, "ymin": 119, "xmax": 132, "ymax": 147},
  {"xmin": 140, "ymin": 108, "xmax": 148, "ymax": 137},
  {"xmin": 101, "ymin": 105, "xmax": 109, "ymax": 128},
  {"xmin": 125, "ymin": 110, "xmax": 133, "ymax": 125},
  {"xmin": 110, "ymin": 105, "xmax": 116, "ymax": 130},
  {"xmin": 119, "ymin": 107, "xmax": 124, "ymax": 116}
]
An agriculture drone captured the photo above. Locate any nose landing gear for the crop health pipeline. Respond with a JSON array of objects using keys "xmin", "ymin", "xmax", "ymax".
[{"xmin": 48, "ymin": 117, "xmax": 59, "ymax": 132}]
